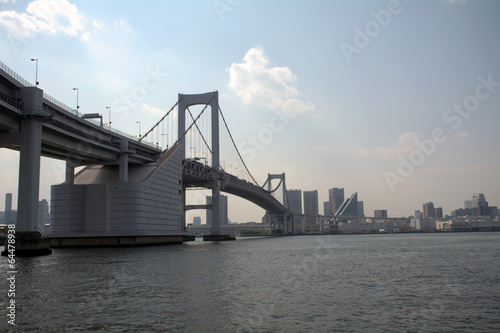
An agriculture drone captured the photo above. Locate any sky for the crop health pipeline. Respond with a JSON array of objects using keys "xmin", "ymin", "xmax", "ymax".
[{"xmin": 0, "ymin": 0, "xmax": 499, "ymax": 224}]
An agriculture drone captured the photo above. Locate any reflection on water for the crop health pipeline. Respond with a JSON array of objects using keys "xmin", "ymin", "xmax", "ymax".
[{"xmin": 1, "ymin": 233, "xmax": 499, "ymax": 332}]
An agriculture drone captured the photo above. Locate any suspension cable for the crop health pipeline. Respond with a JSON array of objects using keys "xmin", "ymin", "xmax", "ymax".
[
  {"xmin": 187, "ymin": 107, "xmax": 212, "ymax": 154},
  {"xmin": 139, "ymin": 100, "xmax": 179, "ymax": 142},
  {"xmin": 168, "ymin": 96, "xmax": 214, "ymax": 153},
  {"xmin": 268, "ymin": 178, "xmax": 284, "ymax": 194},
  {"xmin": 218, "ymin": 106, "xmax": 260, "ymax": 187}
]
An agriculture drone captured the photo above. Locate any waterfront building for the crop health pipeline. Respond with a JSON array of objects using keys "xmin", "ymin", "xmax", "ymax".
[
  {"xmin": 436, "ymin": 207, "xmax": 443, "ymax": 219},
  {"xmin": 336, "ymin": 192, "xmax": 359, "ymax": 217},
  {"xmin": 4, "ymin": 193, "xmax": 12, "ymax": 225},
  {"xmin": 453, "ymin": 193, "xmax": 497, "ymax": 218},
  {"xmin": 357, "ymin": 201, "xmax": 364, "ymax": 217},
  {"xmin": 262, "ymin": 211, "xmax": 278, "ymax": 225},
  {"xmin": 423, "ymin": 202, "xmax": 437, "ymax": 219},
  {"xmin": 328, "ymin": 188, "xmax": 344, "ymax": 218},
  {"xmin": 303, "ymin": 190, "xmax": 318, "ymax": 225},
  {"xmin": 193, "ymin": 216, "xmax": 201, "ymax": 226},
  {"xmin": 287, "ymin": 189, "xmax": 303, "ymax": 226},
  {"xmin": 323, "ymin": 201, "xmax": 332, "ymax": 216},
  {"xmin": 410, "ymin": 218, "xmax": 437, "ymax": 230},
  {"xmin": 339, "ymin": 220, "xmax": 385, "ymax": 233},
  {"xmin": 38, "ymin": 199, "xmax": 50, "ymax": 231},
  {"xmin": 374, "ymin": 210, "xmax": 388, "ymax": 218}
]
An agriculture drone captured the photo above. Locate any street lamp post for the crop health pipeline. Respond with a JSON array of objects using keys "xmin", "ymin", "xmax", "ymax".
[
  {"xmin": 136, "ymin": 121, "xmax": 141, "ymax": 138},
  {"xmin": 73, "ymin": 88, "xmax": 79, "ymax": 116},
  {"xmin": 30, "ymin": 58, "xmax": 39, "ymax": 86},
  {"xmin": 106, "ymin": 106, "xmax": 111, "ymax": 129}
]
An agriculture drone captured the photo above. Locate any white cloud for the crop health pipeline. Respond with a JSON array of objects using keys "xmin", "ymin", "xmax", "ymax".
[
  {"xmin": 314, "ymin": 145, "xmax": 333, "ymax": 153},
  {"xmin": 139, "ymin": 103, "xmax": 164, "ymax": 117},
  {"xmin": 92, "ymin": 19, "xmax": 102, "ymax": 30},
  {"xmin": 114, "ymin": 18, "xmax": 133, "ymax": 36},
  {"xmin": 358, "ymin": 145, "xmax": 415, "ymax": 158},
  {"xmin": 397, "ymin": 131, "xmax": 420, "ymax": 145},
  {"xmin": 80, "ymin": 31, "xmax": 90, "ymax": 42},
  {"xmin": 228, "ymin": 47, "xmax": 314, "ymax": 115},
  {"xmin": 0, "ymin": 0, "xmax": 83, "ymax": 39}
]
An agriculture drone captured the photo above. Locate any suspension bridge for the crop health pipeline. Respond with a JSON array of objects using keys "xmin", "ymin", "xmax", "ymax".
[{"xmin": 0, "ymin": 61, "xmax": 291, "ymax": 255}]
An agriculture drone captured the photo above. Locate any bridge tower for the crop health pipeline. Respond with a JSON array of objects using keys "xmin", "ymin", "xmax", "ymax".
[
  {"xmin": 177, "ymin": 92, "xmax": 224, "ymax": 236},
  {"xmin": 265, "ymin": 173, "xmax": 291, "ymax": 234}
]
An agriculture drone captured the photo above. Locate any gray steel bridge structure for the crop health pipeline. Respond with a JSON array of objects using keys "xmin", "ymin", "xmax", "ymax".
[{"xmin": 0, "ymin": 60, "xmax": 289, "ymax": 251}]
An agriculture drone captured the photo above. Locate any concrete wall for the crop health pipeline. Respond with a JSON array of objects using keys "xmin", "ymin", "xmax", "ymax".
[{"xmin": 50, "ymin": 146, "xmax": 183, "ymax": 236}]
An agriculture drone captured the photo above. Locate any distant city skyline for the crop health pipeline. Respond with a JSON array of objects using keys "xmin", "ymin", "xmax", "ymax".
[
  {"xmin": 0, "ymin": 0, "xmax": 499, "ymax": 224},
  {"xmin": 0, "ymin": 190, "xmax": 497, "ymax": 226}
]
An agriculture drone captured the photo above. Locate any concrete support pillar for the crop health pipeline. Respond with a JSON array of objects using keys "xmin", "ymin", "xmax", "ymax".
[
  {"xmin": 65, "ymin": 163, "xmax": 75, "ymax": 184},
  {"xmin": 119, "ymin": 154, "xmax": 128, "ymax": 182},
  {"xmin": 267, "ymin": 212, "xmax": 272, "ymax": 235},
  {"xmin": 17, "ymin": 117, "xmax": 42, "ymax": 232},
  {"xmin": 119, "ymin": 139, "xmax": 128, "ymax": 182},
  {"xmin": 211, "ymin": 181, "xmax": 221, "ymax": 235},
  {"xmin": 16, "ymin": 87, "xmax": 44, "ymax": 233},
  {"xmin": 267, "ymin": 174, "xmax": 272, "ymax": 234},
  {"xmin": 210, "ymin": 92, "xmax": 220, "ymax": 235},
  {"xmin": 181, "ymin": 188, "xmax": 186, "ymax": 232},
  {"xmin": 283, "ymin": 213, "xmax": 288, "ymax": 234},
  {"xmin": 319, "ymin": 216, "xmax": 323, "ymax": 233}
]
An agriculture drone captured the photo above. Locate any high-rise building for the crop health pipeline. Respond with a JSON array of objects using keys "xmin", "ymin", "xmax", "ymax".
[
  {"xmin": 329, "ymin": 188, "xmax": 344, "ymax": 217},
  {"xmin": 287, "ymin": 189, "xmax": 302, "ymax": 215},
  {"xmin": 5, "ymin": 193, "xmax": 12, "ymax": 225},
  {"xmin": 287, "ymin": 189, "xmax": 303, "ymax": 227},
  {"xmin": 471, "ymin": 193, "xmax": 485, "ymax": 207},
  {"xmin": 423, "ymin": 202, "xmax": 437, "ymax": 219},
  {"xmin": 303, "ymin": 190, "xmax": 318, "ymax": 225},
  {"xmin": 336, "ymin": 192, "xmax": 359, "ymax": 217},
  {"xmin": 38, "ymin": 199, "xmax": 49, "ymax": 230},
  {"xmin": 357, "ymin": 201, "xmax": 364, "ymax": 217},
  {"xmin": 374, "ymin": 210, "xmax": 388, "ymax": 218},
  {"xmin": 414, "ymin": 210, "xmax": 423, "ymax": 219},
  {"xmin": 206, "ymin": 195, "xmax": 228, "ymax": 226},
  {"xmin": 323, "ymin": 201, "xmax": 332, "ymax": 216},
  {"xmin": 262, "ymin": 211, "xmax": 276, "ymax": 224},
  {"xmin": 472, "ymin": 193, "xmax": 490, "ymax": 216},
  {"xmin": 193, "ymin": 216, "xmax": 201, "ymax": 226},
  {"xmin": 436, "ymin": 207, "xmax": 443, "ymax": 219},
  {"xmin": 464, "ymin": 200, "xmax": 472, "ymax": 209}
]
